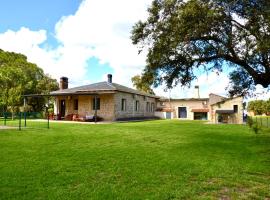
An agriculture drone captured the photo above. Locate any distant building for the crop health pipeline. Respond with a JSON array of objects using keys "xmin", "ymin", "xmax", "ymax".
[{"xmin": 156, "ymin": 87, "xmax": 243, "ymax": 124}]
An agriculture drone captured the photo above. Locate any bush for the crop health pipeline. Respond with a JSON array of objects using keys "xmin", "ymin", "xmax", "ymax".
[
  {"xmin": 252, "ymin": 122, "xmax": 261, "ymax": 134},
  {"xmin": 247, "ymin": 116, "xmax": 253, "ymax": 128}
]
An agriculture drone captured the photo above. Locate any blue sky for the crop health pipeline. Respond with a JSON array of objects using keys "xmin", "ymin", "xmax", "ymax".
[
  {"xmin": 0, "ymin": 0, "xmax": 113, "ymax": 83},
  {"xmin": 0, "ymin": 0, "xmax": 80, "ymax": 32}
]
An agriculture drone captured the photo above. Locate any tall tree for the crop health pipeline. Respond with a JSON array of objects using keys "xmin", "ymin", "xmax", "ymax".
[
  {"xmin": 132, "ymin": 75, "xmax": 155, "ymax": 95},
  {"xmin": 0, "ymin": 49, "xmax": 59, "ymax": 114},
  {"xmin": 131, "ymin": 0, "xmax": 270, "ymax": 96}
]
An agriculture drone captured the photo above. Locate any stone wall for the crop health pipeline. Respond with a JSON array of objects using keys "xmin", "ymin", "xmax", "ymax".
[
  {"xmin": 114, "ymin": 92, "xmax": 157, "ymax": 119},
  {"xmin": 54, "ymin": 92, "xmax": 157, "ymax": 121}
]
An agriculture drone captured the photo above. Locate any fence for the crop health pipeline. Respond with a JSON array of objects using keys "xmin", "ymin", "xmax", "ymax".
[
  {"xmin": 248, "ymin": 116, "xmax": 270, "ymax": 128},
  {"xmin": 0, "ymin": 112, "xmax": 50, "ymax": 130}
]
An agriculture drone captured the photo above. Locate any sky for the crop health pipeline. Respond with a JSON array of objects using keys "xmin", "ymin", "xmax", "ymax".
[{"xmin": 0, "ymin": 0, "xmax": 269, "ymax": 100}]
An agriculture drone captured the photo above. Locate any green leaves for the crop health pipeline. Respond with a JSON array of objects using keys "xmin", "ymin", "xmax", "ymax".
[
  {"xmin": 0, "ymin": 49, "xmax": 59, "ymax": 112},
  {"xmin": 131, "ymin": 0, "xmax": 270, "ymax": 93}
]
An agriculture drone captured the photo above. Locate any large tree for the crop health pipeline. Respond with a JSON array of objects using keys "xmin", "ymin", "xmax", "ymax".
[
  {"xmin": 0, "ymin": 49, "xmax": 59, "ymax": 114},
  {"xmin": 131, "ymin": 0, "xmax": 270, "ymax": 96}
]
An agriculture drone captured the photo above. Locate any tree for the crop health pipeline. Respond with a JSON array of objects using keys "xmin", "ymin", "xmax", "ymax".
[
  {"xmin": 0, "ymin": 49, "xmax": 59, "ymax": 115},
  {"xmin": 248, "ymin": 100, "xmax": 266, "ymax": 115},
  {"xmin": 132, "ymin": 75, "xmax": 155, "ymax": 95},
  {"xmin": 131, "ymin": 0, "xmax": 270, "ymax": 96}
]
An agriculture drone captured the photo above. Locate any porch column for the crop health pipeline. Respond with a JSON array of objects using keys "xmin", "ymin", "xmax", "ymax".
[
  {"xmin": 54, "ymin": 98, "xmax": 58, "ymax": 115},
  {"xmin": 94, "ymin": 95, "xmax": 98, "ymax": 123}
]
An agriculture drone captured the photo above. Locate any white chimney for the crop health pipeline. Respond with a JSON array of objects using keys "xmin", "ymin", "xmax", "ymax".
[{"xmin": 194, "ymin": 85, "xmax": 200, "ymax": 98}]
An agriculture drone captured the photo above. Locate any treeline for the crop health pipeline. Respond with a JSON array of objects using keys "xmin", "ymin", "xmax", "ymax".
[
  {"xmin": 248, "ymin": 99, "xmax": 270, "ymax": 116},
  {"xmin": 0, "ymin": 49, "xmax": 59, "ymax": 114}
]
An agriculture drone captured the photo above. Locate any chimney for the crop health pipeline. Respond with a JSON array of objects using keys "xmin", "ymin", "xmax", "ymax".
[
  {"xmin": 194, "ymin": 85, "xmax": 200, "ymax": 98},
  {"xmin": 60, "ymin": 77, "xmax": 68, "ymax": 90},
  {"xmin": 107, "ymin": 74, "xmax": 112, "ymax": 84}
]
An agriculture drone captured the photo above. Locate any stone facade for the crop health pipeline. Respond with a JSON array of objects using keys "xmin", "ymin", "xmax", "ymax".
[
  {"xmin": 211, "ymin": 96, "xmax": 243, "ymax": 124},
  {"xmin": 114, "ymin": 92, "xmax": 156, "ymax": 119},
  {"xmin": 54, "ymin": 92, "xmax": 157, "ymax": 121},
  {"xmin": 157, "ymin": 99, "xmax": 209, "ymax": 120}
]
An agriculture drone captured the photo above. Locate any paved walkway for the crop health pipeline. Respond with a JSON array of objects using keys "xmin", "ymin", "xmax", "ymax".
[
  {"xmin": 27, "ymin": 119, "xmax": 112, "ymax": 125},
  {"xmin": 0, "ymin": 126, "xmax": 17, "ymax": 129}
]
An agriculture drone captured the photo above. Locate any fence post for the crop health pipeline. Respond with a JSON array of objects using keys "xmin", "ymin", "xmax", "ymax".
[
  {"xmin": 268, "ymin": 117, "xmax": 269, "ymax": 128},
  {"xmin": 47, "ymin": 112, "xmax": 50, "ymax": 129},
  {"xmin": 19, "ymin": 112, "xmax": 22, "ymax": 131},
  {"xmin": 24, "ymin": 112, "xmax": 27, "ymax": 127}
]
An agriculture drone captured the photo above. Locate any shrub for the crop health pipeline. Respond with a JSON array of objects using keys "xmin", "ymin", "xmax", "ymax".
[
  {"xmin": 252, "ymin": 122, "xmax": 261, "ymax": 134},
  {"xmin": 247, "ymin": 116, "xmax": 253, "ymax": 128}
]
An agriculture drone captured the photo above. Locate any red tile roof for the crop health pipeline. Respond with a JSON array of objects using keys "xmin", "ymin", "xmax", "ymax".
[{"xmin": 191, "ymin": 109, "xmax": 209, "ymax": 112}]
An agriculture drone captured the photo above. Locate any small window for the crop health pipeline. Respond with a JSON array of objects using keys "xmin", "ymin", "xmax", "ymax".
[
  {"xmin": 135, "ymin": 100, "xmax": 139, "ymax": 111},
  {"xmin": 92, "ymin": 98, "xmax": 100, "ymax": 110},
  {"xmin": 151, "ymin": 103, "xmax": 155, "ymax": 112},
  {"xmin": 146, "ymin": 102, "xmax": 150, "ymax": 112},
  {"xmin": 74, "ymin": 99, "xmax": 78, "ymax": 110},
  {"xmin": 160, "ymin": 102, "xmax": 165, "ymax": 106},
  {"xmin": 233, "ymin": 105, "xmax": 238, "ymax": 113},
  {"xmin": 121, "ymin": 99, "xmax": 126, "ymax": 111}
]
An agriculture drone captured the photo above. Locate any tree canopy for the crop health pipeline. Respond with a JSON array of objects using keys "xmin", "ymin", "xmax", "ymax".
[
  {"xmin": 131, "ymin": 75, "xmax": 155, "ymax": 95},
  {"xmin": 131, "ymin": 0, "xmax": 270, "ymax": 96},
  {"xmin": 0, "ymin": 49, "xmax": 58, "ymax": 113},
  {"xmin": 248, "ymin": 99, "xmax": 270, "ymax": 115}
]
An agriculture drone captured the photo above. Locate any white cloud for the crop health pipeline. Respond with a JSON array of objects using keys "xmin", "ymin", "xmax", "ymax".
[
  {"xmin": 154, "ymin": 71, "xmax": 230, "ymax": 99},
  {"xmin": 0, "ymin": 0, "xmax": 151, "ymax": 87}
]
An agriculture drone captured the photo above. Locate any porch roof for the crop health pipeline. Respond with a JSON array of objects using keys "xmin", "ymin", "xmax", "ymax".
[
  {"xmin": 216, "ymin": 110, "xmax": 235, "ymax": 114},
  {"xmin": 191, "ymin": 109, "xmax": 209, "ymax": 113},
  {"xmin": 49, "ymin": 81, "xmax": 159, "ymax": 98}
]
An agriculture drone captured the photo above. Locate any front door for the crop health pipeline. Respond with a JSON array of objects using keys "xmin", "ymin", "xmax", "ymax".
[
  {"xmin": 60, "ymin": 100, "xmax": 66, "ymax": 118},
  {"xmin": 178, "ymin": 107, "xmax": 187, "ymax": 118}
]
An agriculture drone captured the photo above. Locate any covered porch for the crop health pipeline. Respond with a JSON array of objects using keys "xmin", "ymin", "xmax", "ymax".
[{"xmin": 24, "ymin": 92, "xmax": 115, "ymax": 122}]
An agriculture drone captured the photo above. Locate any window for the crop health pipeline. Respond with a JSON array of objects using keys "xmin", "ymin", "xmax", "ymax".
[
  {"xmin": 121, "ymin": 99, "xmax": 126, "ymax": 111},
  {"xmin": 74, "ymin": 99, "xmax": 78, "ymax": 110},
  {"xmin": 233, "ymin": 105, "xmax": 238, "ymax": 113},
  {"xmin": 92, "ymin": 98, "xmax": 100, "ymax": 110},
  {"xmin": 135, "ymin": 100, "xmax": 139, "ymax": 111},
  {"xmin": 151, "ymin": 103, "xmax": 155, "ymax": 112},
  {"xmin": 146, "ymin": 102, "xmax": 150, "ymax": 112},
  {"xmin": 160, "ymin": 102, "xmax": 165, "ymax": 106}
]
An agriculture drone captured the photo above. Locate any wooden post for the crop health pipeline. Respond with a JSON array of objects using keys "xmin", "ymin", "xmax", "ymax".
[
  {"xmin": 19, "ymin": 112, "xmax": 22, "ymax": 131},
  {"xmin": 94, "ymin": 95, "xmax": 98, "ymax": 123},
  {"xmin": 24, "ymin": 97, "xmax": 27, "ymax": 127}
]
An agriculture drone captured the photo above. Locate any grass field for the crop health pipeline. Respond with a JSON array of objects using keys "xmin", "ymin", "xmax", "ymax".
[{"xmin": 1, "ymin": 120, "xmax": 270, "ymax": 199}]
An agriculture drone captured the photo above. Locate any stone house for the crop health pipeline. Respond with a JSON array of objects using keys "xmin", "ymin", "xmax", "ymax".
[
  {"xmin": 156, "ymin": 86, "xmax": 243, "ymax": 124},
  {"xmin": 50, "ymin": 74, "xmax": 159, "ymax": 121}
]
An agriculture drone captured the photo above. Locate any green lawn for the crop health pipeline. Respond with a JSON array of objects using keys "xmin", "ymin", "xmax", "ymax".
[{"xmin": 1, "ymin": 120, "xmax": 270, "ymax": 199}]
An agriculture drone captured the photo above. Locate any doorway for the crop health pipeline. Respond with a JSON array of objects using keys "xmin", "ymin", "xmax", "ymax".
[
  {"xmin": 59, "ymin": 100, "xmax": 66, "ymax": 118},
  {"xmin": 178, "ymin": 107, "xmax": 187, "ymax": 118}
]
